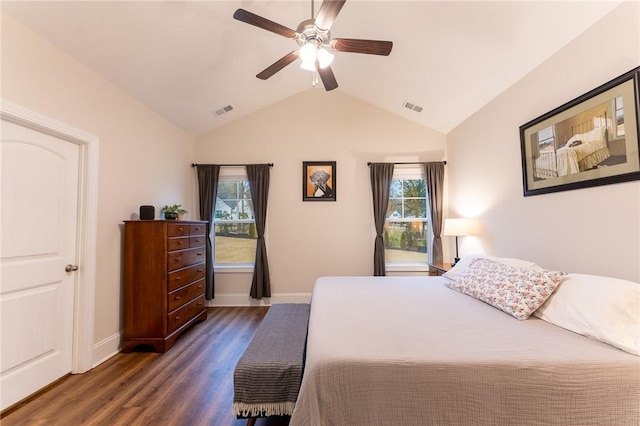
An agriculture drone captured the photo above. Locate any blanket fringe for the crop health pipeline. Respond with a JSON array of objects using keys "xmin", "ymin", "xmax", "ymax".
[{"xmin": 233, "ymin": 401, "xmax": 296, "ymax": 417}]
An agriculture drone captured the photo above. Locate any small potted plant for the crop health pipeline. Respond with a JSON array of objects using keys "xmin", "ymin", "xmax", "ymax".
[{"xmin": 160, "ymin": 204, "xmax": 188, "ymax": 220}]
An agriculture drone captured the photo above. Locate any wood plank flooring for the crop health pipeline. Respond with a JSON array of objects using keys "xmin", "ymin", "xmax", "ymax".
[{"xmin": 1, "ymin": 307, "xmax": 290, "ymax": 426}]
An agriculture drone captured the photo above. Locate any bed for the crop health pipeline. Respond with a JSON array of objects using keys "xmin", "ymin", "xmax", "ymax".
[
  {"xmin": 289, "ymin": 258, "xmax": 640, "ymax": 426},
  {"xmin": 534, "ymin": 118, "xmax": 611, "ymax": 179},
  {"xmin": 556, "ymin": 126, "xmax": 610, "ymax": 176}
]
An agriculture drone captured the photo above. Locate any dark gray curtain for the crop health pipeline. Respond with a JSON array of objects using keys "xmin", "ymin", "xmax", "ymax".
[
  {"xmin": 196, "ymin": 165, "xmax": 220, "ymax": 300},
  {"xmin": 246, "ymin": 164, "xmax": 271, "ymax": 299},
  {"xmin": 422, "ymin": 162, "xmax": 445, "ymax": 264},
  {"xmin": 370, "ymin": 163, "xmax": 395, "ymax": 276}
]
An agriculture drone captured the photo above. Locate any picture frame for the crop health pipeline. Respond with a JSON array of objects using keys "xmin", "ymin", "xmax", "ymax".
[
  {"xmin": 302, "ymin": 161, "xmax": 336, "ymax": 201},
  {"xmin": 520, "ymin": 67, "xmax": 640, "ymax": 196}
]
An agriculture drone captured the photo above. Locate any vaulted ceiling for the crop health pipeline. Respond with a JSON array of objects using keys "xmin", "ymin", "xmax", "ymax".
[{"xmin": 1, "ymin": 1, "xmax": 622, "ymax": 136}]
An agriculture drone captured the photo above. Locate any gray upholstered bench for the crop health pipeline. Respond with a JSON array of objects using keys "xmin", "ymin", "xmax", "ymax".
[{"xmin": 233, "ymin": 303, "xmax": 310, "ymax": 425}]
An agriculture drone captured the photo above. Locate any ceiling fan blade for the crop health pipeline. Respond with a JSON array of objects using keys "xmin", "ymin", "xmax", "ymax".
[
  {"xmin": 331, "ymin": 38, "xmax": 393, "ymax": 56},
  {"xmin": 318, "ymin": 65, "xmax": 339, "ymax": 91},
  {"xmin": 233, "ymin": 9, "xmax": 297, "ymax": 39},
  {"xmin": 314, "ymin": 0, "xmax": 346, "ymax": 31},
  {"xmin": 256, "ymin": 51, "xmax": 299, "ymax": 80}
]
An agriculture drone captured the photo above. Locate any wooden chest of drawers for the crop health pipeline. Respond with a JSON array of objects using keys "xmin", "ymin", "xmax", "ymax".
[{"xmin": 122, "ymin": 220, "xmax": 208, "ymax": 353}]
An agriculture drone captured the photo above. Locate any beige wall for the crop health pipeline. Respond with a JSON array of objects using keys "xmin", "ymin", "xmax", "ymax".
[
  {"xmin": 447, "ymin": 1, "xmax": 640, "ymax": 281},
  {"xmin": 195, "ymin": 90, "xmax": 447, "ymax": 301},
  {"xmin": 1, "ymin": 13, "xmax": 196, "ymax": 362}
]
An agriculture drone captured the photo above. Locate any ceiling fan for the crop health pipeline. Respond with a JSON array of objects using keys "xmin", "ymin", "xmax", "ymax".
[{"xmin": 233, "ymin": 0, "xmax": 393, "ymax": 91}]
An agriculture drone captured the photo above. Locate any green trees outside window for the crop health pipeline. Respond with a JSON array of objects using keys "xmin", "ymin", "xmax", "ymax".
[{"xmin": 384, "ymin": 177, "xmax": 429, "ymax": 264}]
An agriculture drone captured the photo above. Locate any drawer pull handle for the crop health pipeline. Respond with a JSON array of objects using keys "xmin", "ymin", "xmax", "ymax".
[
  {"xmin": 174, "ymin": 296, "xmax": 181, "ymax": 300},
  {"xmin": 174, "ymin": 316, "xmax": 181, "ymax": 322},
  {"xmin": 197, "ymin": 302, "xmax": 203, "ymax": 306},
  {"xmin": 197, "ymin": 253, "xmax": 202, "ymax": 256},
  {"xmin": 177, "ymin": 227, "xmax": 184, "ymax": 231},
  {"xmin": 197, "ymin": 269, "xmax": 203, "ymax": 272},
  {"xmin": 175, "ymin": 257, "xmax": 181, "ymax": 262},
  {"xmin": 175, "ymin": 277, "xmax": 181, "ymax": 281},
  {"xmin": 178, "ymin": 241, "xmax": 184, "ymax": 245}
]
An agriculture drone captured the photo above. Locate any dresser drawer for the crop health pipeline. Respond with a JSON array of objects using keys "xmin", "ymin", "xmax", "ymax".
[
  {"xmin": 190, "ymin": 235, "xmax": 205, "ymax": 248},
  {"xmin": 168, "ymin": 279, "xmax": 205, "ymax": 312},
  {"xmin": 190, "ymin": 224, "xmax": 206, "ymax": 236},
  {"xmin": 167, "ymin": 248, "xmax": 205, "ymax": 272},
  {"xmin": 167, "ymin": 223, "xmax": 190, "ymax": 237},
  {"xmin": 167, "ymin": 295, "xmax": 205, "ymax": 334},
  {"xmin": 168, "ymin": 237, "xmax": 190, "ymax": 252},
  {"xmin": 168, "ymin": 263, "xmax": 206, "ymax": 292}
]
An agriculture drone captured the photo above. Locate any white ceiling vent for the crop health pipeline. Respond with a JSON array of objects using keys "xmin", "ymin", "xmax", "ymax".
[
  {"xmin": 403, "ymin": 101, "xmax": 423, "ymax": 113},
  {"xmin": 213, "ymin": 105, "xmax": 234, "ymax": 116}
]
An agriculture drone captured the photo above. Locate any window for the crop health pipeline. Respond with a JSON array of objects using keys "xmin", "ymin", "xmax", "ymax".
[
  {"xmin": 213, "ymin": 168, "xmax": 256, "ymax": 266},
  {"xmin": 614, "ymin": 96, "xmax": 625, "ymax": 137},
  {"xmin": 384, "ymin": 167, "xmax": 429, "ymax": 265},
  {"xmin": 537, "ymin": 126, "xmax": 555, "ymax": 151}
]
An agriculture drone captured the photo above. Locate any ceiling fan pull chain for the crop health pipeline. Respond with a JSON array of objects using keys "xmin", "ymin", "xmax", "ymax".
[{"xmin": 312, "ymin": 68, "xmax": 319, "ymax": 87}]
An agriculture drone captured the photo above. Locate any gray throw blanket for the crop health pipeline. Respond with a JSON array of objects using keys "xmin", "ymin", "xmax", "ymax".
[{"xmin": 233, "ymin": 303, "xmax": 310, "ymax": 418}]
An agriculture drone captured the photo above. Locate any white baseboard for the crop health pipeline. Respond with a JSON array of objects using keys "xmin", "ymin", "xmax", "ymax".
[
  {"xmin": 207, "ymin": 292, "xmax": 312, "ymax": 307},
  {"xmin": 92, "ymin": 331, "xmax": 122, "ymax": 368}
]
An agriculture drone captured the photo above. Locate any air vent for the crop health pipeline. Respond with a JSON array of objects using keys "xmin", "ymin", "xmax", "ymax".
[
  {"xmin": 213, "ymin": 105, "xmax": 234, "ymax": 116},
  {"xmin": 403, "ymin": 101, "xmax": 422, "ymax": 113}
]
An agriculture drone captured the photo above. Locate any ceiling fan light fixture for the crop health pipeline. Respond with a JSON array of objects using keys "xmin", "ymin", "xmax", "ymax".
[
  {"xmin": 300, "ymin": 60, "xmax": 316, "ymax": 72},
  {"xmin": 317, "ymin": 47, "xmax": 334, "ymax": 69},
  {"xmin": 299, "ymin": 42, "xmax": 317, "ymax": 63}
]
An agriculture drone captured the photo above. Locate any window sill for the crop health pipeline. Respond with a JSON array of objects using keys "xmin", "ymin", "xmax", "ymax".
[
  {"xmin": 386, "ymin": 263, "xmax": 429, "ymax": 273},
  {"xmin": 214, "ymin": 265, "xmax": 254, "ymax": 274}
]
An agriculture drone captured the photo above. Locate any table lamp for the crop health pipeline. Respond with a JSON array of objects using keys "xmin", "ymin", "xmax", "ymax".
[{"xmin": 443, "ymin": 218, "xmax": 474, "ymax": 265}]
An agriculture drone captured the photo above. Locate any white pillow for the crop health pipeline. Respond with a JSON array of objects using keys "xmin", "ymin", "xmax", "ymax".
[
  {"xmin": 443, "ymin": 254, "xmax": 541, "ymax": 281},
  {"xmin": 533, "ymin": 273, "xmax": 640, "ymax": 356}
]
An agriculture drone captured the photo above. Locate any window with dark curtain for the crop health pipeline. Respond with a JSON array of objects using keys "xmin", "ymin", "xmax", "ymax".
[
  {"xmin": 369, "ymin": 163, "xmax": 395, "ymax": 276},
  {"xmin": 196, "ymin": 164, "xmax": 220, "ymax": 300},
  {"xmin": 246, "ymin": 164, "xmax": 271, "ymax": 299},
  {"xmin": 422, "ymin": 162, "xmax": 445, "ymax": 264}
]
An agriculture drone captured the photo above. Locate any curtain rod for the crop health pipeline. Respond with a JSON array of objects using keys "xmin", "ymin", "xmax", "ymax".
[
  {"xmin": 191, "ymin": 163, "xmax": 274, "ymax": 167},
  {"xmin": 367, "ymin": 161, "xmax": 446, "ymax": 166}
]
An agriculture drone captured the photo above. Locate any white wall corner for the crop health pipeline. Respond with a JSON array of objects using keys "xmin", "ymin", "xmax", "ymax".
[{"xmin": 92, "ymin": 331, "xmax": 122, "ymax": 368}]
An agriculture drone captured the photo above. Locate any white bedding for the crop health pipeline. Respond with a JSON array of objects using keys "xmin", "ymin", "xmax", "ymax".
[
  {"xmin": 290, "ymin": 276, "xmax": 640, "ymax": 426},
  {"xmin": 534, "ymin": 127, "xmax": 610, "ymax": 178},
  {"xmin": 557, "ymin": 126, "xmax": 610, "ymax": 175}
]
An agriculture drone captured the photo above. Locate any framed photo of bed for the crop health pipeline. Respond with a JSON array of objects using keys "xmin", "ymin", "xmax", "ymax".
[
  {"xmin": 302, "ymin": 161, "xmax": 336, "ymax": 201},
  {"xmin": 520, "ymin": 67, "xmax": 640, "ymax": 196}
]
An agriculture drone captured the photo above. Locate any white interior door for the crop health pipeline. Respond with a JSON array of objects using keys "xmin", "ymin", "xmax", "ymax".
[{"xmin": 1, "ymin": 118, "xmax": 80, "ymax": 410}]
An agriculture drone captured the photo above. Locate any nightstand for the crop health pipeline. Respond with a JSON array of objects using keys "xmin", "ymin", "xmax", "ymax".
[{"xmin": 428, "ymin": 262, "xmax": 453, "ymax": 276}]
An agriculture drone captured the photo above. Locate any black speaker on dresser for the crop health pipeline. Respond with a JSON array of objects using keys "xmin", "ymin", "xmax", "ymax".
[{"xmin": 139, "ymin": 205, "xmax": 155, "ymax": 220}]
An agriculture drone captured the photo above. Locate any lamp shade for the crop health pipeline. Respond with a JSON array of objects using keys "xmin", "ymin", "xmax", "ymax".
[
  {"xmin": 300, "ymin": 60, "xmax": 316, "ymax": 71},
  {"xmin": 317, "ymin": 47, "xmax": 334, "ymax": 69},
  {"xmin": 443, "ymin": 218, "xmax": 474, "ymax": 236},
  {"xmin": 299, "ymin": 43, "xmax": 317, "ymax": 63}
]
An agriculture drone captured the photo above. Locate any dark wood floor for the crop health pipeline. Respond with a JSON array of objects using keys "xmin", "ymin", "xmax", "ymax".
[{"xmin": 1, "ymin": 307, "xmax": 290, "ymax": 426}]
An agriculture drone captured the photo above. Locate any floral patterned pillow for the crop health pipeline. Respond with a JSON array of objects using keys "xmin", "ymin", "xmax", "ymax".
[{"xmin": 445, "ymin": 258, "xmax": 564, "ymax": 320}]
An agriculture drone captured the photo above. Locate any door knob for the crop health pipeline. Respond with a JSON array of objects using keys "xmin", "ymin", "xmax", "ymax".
[{"xmin": 65, "ymin": 264, "xmax": 79, "ymax": 272}]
